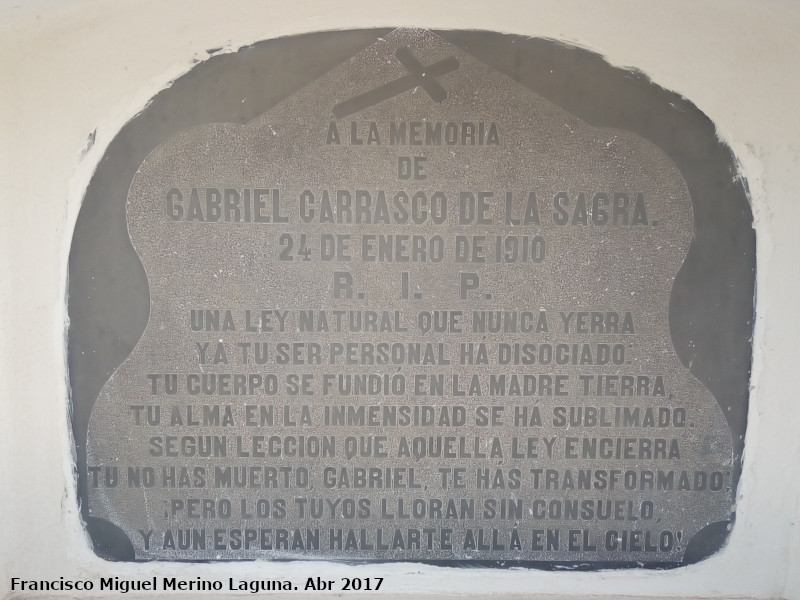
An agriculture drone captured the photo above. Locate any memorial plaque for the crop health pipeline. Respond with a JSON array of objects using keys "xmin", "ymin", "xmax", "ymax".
[{"xmin": 69, "ymin": 29, "xmax": 755, "ymax": 566}]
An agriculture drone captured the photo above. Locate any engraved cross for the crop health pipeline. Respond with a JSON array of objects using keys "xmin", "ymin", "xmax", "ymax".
[{"xmin": 332, "ymin": 47, "xmax": 460, "ymax": 119}]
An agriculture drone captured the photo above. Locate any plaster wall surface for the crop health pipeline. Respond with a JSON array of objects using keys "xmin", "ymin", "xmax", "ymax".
[{"xmin": 1, "ymin": 1, "xmax": 799, "ymax": 599}]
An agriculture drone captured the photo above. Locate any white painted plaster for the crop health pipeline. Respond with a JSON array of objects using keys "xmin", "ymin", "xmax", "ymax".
[{"xmin": 1, "ymin": 1, "xmax": 799, "ymax": 598}]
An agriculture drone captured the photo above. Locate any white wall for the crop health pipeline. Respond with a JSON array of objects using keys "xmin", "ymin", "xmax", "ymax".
[{"xmin": 1, "ymin": 1, "xmax": 799, "ymax": 598}]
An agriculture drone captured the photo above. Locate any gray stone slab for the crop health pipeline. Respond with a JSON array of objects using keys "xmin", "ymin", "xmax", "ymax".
[{"xmin": 69, "ymin": 28, "xmax": 754, "ymax": 566}]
